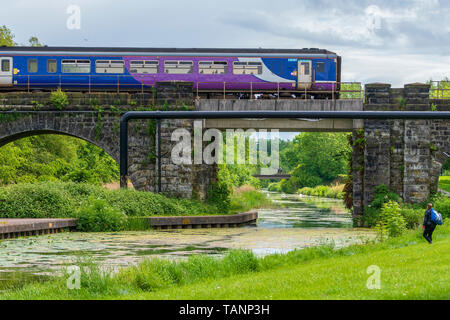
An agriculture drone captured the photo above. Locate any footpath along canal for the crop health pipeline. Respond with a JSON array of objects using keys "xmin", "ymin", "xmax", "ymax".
[{"xmin": 0, "ymin": 191, "xmax": 375, "ymax": 290}]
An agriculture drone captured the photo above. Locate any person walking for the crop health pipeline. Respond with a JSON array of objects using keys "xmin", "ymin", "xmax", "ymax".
[{"xmin": 423, "ymin": 203, "xmax": 437, "ymax": 244}]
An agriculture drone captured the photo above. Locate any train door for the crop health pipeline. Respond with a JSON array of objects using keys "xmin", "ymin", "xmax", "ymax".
[
  {"xmin": 0, "ymin": 57, "xmax": 13, "ymax": 86},
  {"xmin": 297, "ymin": 59, "xmax": 312, "ymax": 90}
]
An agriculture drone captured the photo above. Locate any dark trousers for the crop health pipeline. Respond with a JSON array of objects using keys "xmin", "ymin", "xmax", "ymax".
[{"xmin": 423, "ymin": 225, "xmax": 436, "ymax": 244}]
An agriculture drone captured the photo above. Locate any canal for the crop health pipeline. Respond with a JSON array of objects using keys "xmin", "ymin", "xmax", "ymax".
[{"xmin": 0, "ymin": 192, "xmax": 375, "ymax": 290}]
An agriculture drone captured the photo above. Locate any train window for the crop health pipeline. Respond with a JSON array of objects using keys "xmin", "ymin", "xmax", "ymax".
[
  {"xmin": 47, "ymin": 60, "xmax": 57, "ymax": 73},
  {"xmin": 198, "ymin": 61, "xmax": 228, "ymax": 74},
  {"xmin": 300, "ymin": 62, "xmax": 310, "ymax": 75},
  {"xmin": 232, "ymin": 61, "xmax": 262, "ymax": 75},
  {"xmin": 28, "ymin": 59, "xmax": 38, "ymax": 73},
  {"xmin": 95, "ymin": 60, "xmax": 125, "ymax": 74},
  {"xmin": 164, "ymin": 60, "xmax": 193, "ymax": 74},
  {"xmin": 61, "ymin": 59, "xmax": 91, "ymax": 73},
  {"xmin": 316, "ymin": 62, "xmax": 325, "ymax": 73},
  {"xmin": 130, "ymin": 60, "xmax": 158, "ymax": 74},
  {"xmin": 1, "ymin": 59, "xmax": 10, "ymax": 72}
]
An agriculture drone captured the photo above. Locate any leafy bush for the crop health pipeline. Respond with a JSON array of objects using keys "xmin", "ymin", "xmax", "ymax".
[
  {"xmin": 207, "ymin": 181, "xmax": 231, "ymax": 213},
  {"xmin": 267, "ymin": 182, "xmax": 281, "ymax": 192},
  {"xmin": 298, "ymin": 184, "xmax": 344, "ymax": 199},
  {"xmin": 76, "ymin": 199, "xmax": 127, "ymax": 232},
  {"xmin": 289, "ymin": 164, "xmax": 323, "ymax": 189},
  {"xmin": 279, "ymin": 178, "xmax": 298, "ymax": 194},
  {"xmin": 438, "ymin": 176, "xmax": 450, "ymax": 193},
  {"xmin": 360, "ymin": 206, "xmax": 380, "ymax": 227},
  {"xmin": 360, "ymin": 185, "xmax": 448, "ymax": 230},
  {"xmin": 0, "ymin": 183, "xmax": 75, "ymax": 218},
  {"xmin": 375, "ymin": 201, "xmax": 407, "ymax": 240},
  {"xmin": 370, "ymin": 185, "xmax": 401, "ymax": 209},
  {"xmin": 106, "ymin": 188, "xmax": 217, "ymax": 216},
  {"xmin": 60, "ymin": 182, "xmax": 106, "ymax": 199},
  {"xmin": 63, "ymin": 168, "xmax": 98, "ymax": 185},
  {"xmin": 399, "ymin": 207, "xmax": 423, "ymax": 229},
  {"xmin": 229, "ymin": 185, "xmax": 272, "ymax": 212},
  {"xmin": 433, "ymin": 194, "xmax": 450, "ymax": 219},
  {"xmin": 218, "ymin": 164, "xmax": 260, "ymax": 189},
  {"xmin": 443, "ymin": 158, "xmax": 450, "ymax": 171},
  {"xmin": 50, "ymin": 88, "xmax": 69, "ymax": 110}
]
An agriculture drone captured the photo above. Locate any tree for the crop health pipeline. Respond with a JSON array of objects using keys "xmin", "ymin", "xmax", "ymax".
[
  {"xmin": 428, "ymin": 78, "xmax": 450, "ymax": 99},
  {"xmin": 29, "ymin": 36, "xmax": 42, "ymax": 47},
  {"xmin": 443, "ymin": 158, "xmax": 450, "ymax": 173},
  {"xmin": 280, "ymin": 132, "xmax": 351, "ymax": 190},
  {"xmin": 0, "ymin": 26, "xmax": 43, "ymax": 47},
  {"xmin": 0, "ymin": 135, "xmax": 119, "ymax": 186},
  {"xmin": 279, "ymin": 139, "xmax": 298, "ymax": 173},
  {"xmin": 0, "ymin": 25, "xmax": 16, "ymax": 46}
]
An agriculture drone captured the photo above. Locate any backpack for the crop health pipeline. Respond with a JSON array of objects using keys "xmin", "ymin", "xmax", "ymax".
[{"xmin": 430, "ymin": 209, "xmax": 443, "ymax": 225}]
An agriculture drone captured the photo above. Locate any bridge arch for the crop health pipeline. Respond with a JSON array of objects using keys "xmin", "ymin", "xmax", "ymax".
[
  {"xmin": 0, "ymin": 129, "xmax": 119, "ymax": 164},
  {"xmin": 0, "ymin": 112, "xmax": 156, "ymax": 191}
]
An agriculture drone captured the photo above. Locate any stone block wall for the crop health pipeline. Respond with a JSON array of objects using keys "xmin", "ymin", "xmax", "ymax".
[
  {"xmin": 157, "ymin": 118, "xmax": 217, "ymax": 199},
  {"xmin": 360, "ymin": 83, "xmax": 449, "ymax": 212},
  {"xmin": 156, "ymin": 81, "xmax": 194, "ymax": 106},
  {"xmin": 352, "ymin": 130, "xmax": 365, "ymax": 220},
  {"xmin": 402, "ymin": 84, "xmax": 432, "ymax": 202},
  {"xmin": 0, "ymin": 81, "xmax": 195, "ymax": 107}
]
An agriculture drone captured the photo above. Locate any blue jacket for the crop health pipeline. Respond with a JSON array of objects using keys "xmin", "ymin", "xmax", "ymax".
[{"xmin": 423, "ymin": 209, "xmax": 437, "ymax": 227}]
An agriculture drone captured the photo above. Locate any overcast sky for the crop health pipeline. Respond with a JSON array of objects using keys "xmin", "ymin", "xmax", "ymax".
[{"xmin": 2, "ymin": 0, "xmax": 450, "ymax": 86}]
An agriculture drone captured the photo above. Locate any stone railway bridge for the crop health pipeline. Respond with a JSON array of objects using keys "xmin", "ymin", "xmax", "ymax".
[{"xmin": 0, "ymin": 82, "xmax": 449, "ymax": 222}]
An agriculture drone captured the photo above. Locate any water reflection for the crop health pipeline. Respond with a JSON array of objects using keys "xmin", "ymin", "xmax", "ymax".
[{"xmin": 258, "ymin": 192, "xmax": 353, "ymax": 228}]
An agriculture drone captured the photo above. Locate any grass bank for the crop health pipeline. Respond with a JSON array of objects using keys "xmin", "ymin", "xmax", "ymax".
[
  {"xmin": 298, "ymin": 184, "xmax": 344, "ymax": 199},
  {"xmin": 229, "ymin": 185, "xmax": 273, "ymax": 213},
  {"xmin": 2, "ymin": 222, "xmax": 448, "ymax": 300},
  {"xmin": 439, "ymin": 176, "xmax": 450, "ymax": 193}
]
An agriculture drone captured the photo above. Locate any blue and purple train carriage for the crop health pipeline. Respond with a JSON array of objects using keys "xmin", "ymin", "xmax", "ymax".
[{"xmin": 0, "ymin": 47, "xmax": 341, "ymax": 98}]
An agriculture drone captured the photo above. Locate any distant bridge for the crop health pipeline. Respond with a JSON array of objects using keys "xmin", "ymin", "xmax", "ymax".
[{"xmin": 252, "ymin": 174, "xmax": 291, "ymax": 180}]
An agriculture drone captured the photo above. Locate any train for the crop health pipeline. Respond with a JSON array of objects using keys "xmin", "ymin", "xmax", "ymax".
[{"xmin": 0, "ymin": 46, "xmax": 341, "ymax": 98}]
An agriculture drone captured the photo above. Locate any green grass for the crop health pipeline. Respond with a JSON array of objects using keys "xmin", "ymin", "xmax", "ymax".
[
  {"xmin": 141, "ymin": 238, "xmax": 449, "ymax": 300},
  {"xmin": 229, "ymin": 186, "xmax": 274, "ymax": 213},
  {"xmin": 2, "ymin": 222, "xmax": 449, "ymax": 300},
  {"xmin": 439, "ymin": 176, "xmax": 450, "ymax": 193},
  {"xmin": 298, "ymin": 184, "xmax": 344, "ymax": 199}
]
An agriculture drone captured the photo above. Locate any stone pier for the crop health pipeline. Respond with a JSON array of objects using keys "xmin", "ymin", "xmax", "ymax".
[{"xmin": 358, "ymin": 83, "xmax": 449, "ymax": 210}]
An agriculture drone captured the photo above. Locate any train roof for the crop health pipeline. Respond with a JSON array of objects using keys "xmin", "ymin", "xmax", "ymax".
[{"xmin": 0, "ymin": 46, "xmax": 338, "ymax": 56}]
